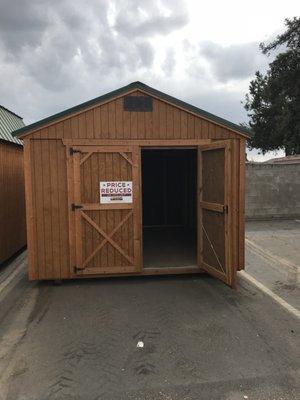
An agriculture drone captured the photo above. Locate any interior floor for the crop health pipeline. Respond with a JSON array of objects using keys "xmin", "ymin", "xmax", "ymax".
[
  {"xmin": 142, "ymin": 149, "xmax": 197, "ymax": 268},
  {"xmin": 143, "ymin": 227, "xmax": 196, "ymax": 268}
]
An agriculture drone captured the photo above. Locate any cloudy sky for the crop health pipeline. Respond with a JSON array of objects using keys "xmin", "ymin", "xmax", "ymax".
[{"xmin": 0, "ymin": 0, "xmax": 299, "ymax": 160}]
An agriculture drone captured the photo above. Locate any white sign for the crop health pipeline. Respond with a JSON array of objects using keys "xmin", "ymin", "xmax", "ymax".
[{"xmin": 100, "ymin": 181, "xmax": 133, "ymax": 204}]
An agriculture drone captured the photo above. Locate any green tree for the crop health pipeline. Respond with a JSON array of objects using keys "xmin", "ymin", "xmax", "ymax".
[{"xmin": 245, "ymin": 17, "xmax": 300, "ymax": 155}]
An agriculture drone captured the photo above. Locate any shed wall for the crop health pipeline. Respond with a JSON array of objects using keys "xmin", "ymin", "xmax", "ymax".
[
  {"xmin": 0, "ymin": 141, "xmax": 26, "ymax": 263},
  {"xmin": 24, "ymin": 137, "xmax": 245, "ymax": 280}
]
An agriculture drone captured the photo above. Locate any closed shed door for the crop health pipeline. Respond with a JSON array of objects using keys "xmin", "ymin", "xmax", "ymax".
[{"xmin": 69, "ymin": 145, "xmax": 141, "ymax": 275}]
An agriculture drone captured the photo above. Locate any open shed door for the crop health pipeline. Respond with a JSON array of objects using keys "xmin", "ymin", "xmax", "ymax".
[
  {"xmin": 68, "ymin": 145, "xmax": 141, "ymax": 276},
  {"xmin": 198, "ymin": 141, "xmax": 235, "ymax": 287}
]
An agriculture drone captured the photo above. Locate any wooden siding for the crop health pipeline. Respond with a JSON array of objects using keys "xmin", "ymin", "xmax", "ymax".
[
  {"xmin": 24, "ymin": 138, "xmax": 70, "ymax": 279},
  {"xmin": 24, "ymin": 137, "xmax": 245, "ymax": 280},
  {"xmin": 26, "ymin": 91, "xmax": 241, "ymax": 141},
  {"xmin": 0, "ymin": 141, "xmax": 26, "ymax": 263},
  {"xmin": 238, "ymin": 139, "xmax": 246, "ymax": 270}
]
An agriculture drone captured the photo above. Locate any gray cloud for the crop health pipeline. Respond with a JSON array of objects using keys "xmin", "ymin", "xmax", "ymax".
[
  {"xmin": 114, "ymin": 0, "xmax": 188, "ymax": 38},
  {"xmin": 0, "ymin": 0, "xmax": 51, "ymax": 52},
  {"xmin": 162, "ymin": 48, "xmax": 176, "ymax": 75},
  {"xmin": 0, "ymin": 0, "xmax": 158, "ymax": 93},
  {"xmin": 199, "ymin": 41, "xmax": 267, "ymax": 82},
  {"xmin": 0, "ymin": 0, "xmax": 188, "ymax": 123}
]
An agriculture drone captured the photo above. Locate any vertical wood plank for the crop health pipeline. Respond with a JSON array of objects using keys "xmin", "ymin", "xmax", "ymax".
[
  {"xmin": 113, "ymin": 153, "xmax": 121, "ymax": 267},
  {"xmin": 225, "ymin": 140, "xmax": 234, "ymax": 286},
  {"xmin": 101, "ymin": 104, "xmax": 109, "ymax": 139},
  {"xmin": 137, "ymin": 108, "xmax": 145, "ymax": 140},
  {"xmin": 197, "ymin": 147, "xmax": 203, "ymax": 266},
  {"xmin": 32, "ymin": 136, "xmax": 45, "ymax": 279},
  {"xmin": 187, "ymin": 114, "xmax": 195, "ymax": 139},
  {"xmin": 70, "ymin": 115, "xmax": 79, "ymax": 139},
  {"xmin": 106, "ymin": 153, "xmax": 114, "ymax": 267},
  {"xmin": 57, "ymin": 139, "xmax": 70, "ymax": 278},
  {"xmin": 132, "ymin": 146, "xmax": 141, "ymax": 270},
  {"xmin": 194, "ymin": 117, "xmax": 202, "ymax": 139},
  {"xmin": 115, "ymin": 98, "xmax": 124, "ymax": 139},
  {"xmin": 90, "ymin": 152, "xmax": 99, "ymax": 268},
  {"xmin": 66, "ymin": 143, "xmax": 75, "ymax": 276},
  {"xmin": 23, "ymin": 140, "xmax": 37, "ymax": 279},
  {"xmin": 49, "ymin": 131, "xmax": 61, "ymax": 279},
  {"xmin": 123, "ymin": 109, "xmax": 131, "ymax": 139},
  {"xmin": 93, "ymin": 107, "xmax": 101, "ymax": 139},
  {"xmin": 130, "ymin": 110, "xmax": 138, "ymax": 139},
  {"xmin": 238, "ymin": 139, "xmax": 246, "ymax": 270},
  {"xmin": 231, "ymin": 140, "xmax": 238, "ymax": 279},
  {"xmin": 108, "ymin": 101, "xmax": 116, "ymax": 139},
  {"xmin": 99, "ymin": 153, "xmax": 107, "ymax": 268},
  {"xmin": 41, "ymin": 134, "xmax": 54, "ymax": 278},
  {"xmin": 56, "ymin": 122, "xmax": 64, "ymax": 140},
  {"xmin": 152, "ymin": 98, "xmax": 160, "ymax": 138},
  {"xmin": 180, "ymin": 111, "xmax": 188, "ymax": 139},
  {"xmin": 159, "ymin": 101, "xmax": 167, "ymax": 139},
  {"xmin": 173, "ymin": 109, "xmax": 180, "ymax": 138},
  {"xmin": 208, "ymin": 123, "xmax": 216, "ymax": 139},
  {"xmin": 202, "ymin": 120, "xmax": 209, "ymax": 137},
  {"xmin": 86, "ymin": 109, "xmax": 94, "ymax": 139},
  {"xmin": 73, "ymin": 151, "xmax": 82, "ymax": 269},
  {"xmin": 78, "ymin": 113, "xmax": 87, "ymax": 138},
  {"xmin": 63, "ymin": 119, "xmax": 72, "ymax": 138},
  {"xmin": 166, "ymin": 104, "xmax": 174, "ymax": 139}
]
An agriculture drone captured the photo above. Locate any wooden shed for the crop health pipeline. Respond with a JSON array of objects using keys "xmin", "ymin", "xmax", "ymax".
[
  {"xmin": 13, "ymin": 82, "xmax": 250, "ymax": 287},
  {"xmin": 0, "ymin": 106, "xmax": 26, "ymax": 264}
]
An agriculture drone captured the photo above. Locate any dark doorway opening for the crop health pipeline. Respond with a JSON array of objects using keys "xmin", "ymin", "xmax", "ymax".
[{"xmin": 142, "ymin": 148, "xmax": 197, "ymax": 268}]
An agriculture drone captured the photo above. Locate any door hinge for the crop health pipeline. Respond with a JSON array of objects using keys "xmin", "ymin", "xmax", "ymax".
[
  {"xmin": 69, "ymin": 147, "xmax": 82, "ymax": 156},
  {"xmin": 224, "ymin": 205, "xmax": 229, "ymax": 213},
  {"xmin": 71, "ymin": 203, "xmax": 83, "ymax": 211},
  {"xmin": 73, "ymin": 266, "xmax": 85, "ymax": 273}
]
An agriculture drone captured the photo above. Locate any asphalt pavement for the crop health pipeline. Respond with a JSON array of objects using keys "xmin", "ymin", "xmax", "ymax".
[{"xmin": 0, "ymin": 221, "xmax": 299, "ymax": 400}]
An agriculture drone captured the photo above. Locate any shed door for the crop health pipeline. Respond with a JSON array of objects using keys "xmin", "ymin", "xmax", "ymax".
[
  {"xmin": 70, "ymin": 145, "xmax": 141, "ymax": 276},
  {"xmin": 198, "ymin": 141, "xmax": 235, "ymax": 286}
]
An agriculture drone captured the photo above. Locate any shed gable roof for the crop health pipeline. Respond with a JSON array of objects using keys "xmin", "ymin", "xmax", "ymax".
[
  {"xmin": 0, "ymin": 106, "xmax": 24, "ymax": 145},
  {"xmin": 12, "ymin": 81, "xmax": 252, "ymax": 138}
]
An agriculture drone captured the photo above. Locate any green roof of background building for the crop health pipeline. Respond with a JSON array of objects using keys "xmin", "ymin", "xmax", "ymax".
[{"xmin": 0, "ymin": 105, "xmax": 24, "ymax": 145}]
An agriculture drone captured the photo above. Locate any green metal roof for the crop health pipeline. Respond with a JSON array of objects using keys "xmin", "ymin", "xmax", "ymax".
[
  {"xmin": 12, "ymin": 81, "xmax": 252, "ymax": 138},
  {"xmin": 0, "ymin": 106, "xmax": 24, "ymax": 145}
]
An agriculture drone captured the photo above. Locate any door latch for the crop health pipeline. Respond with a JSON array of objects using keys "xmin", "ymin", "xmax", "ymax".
[
  {"xmin": 73, "ymin": 266, "xmax": 85, "ymax": 273},
  {"xmin": 69, "ymin": 147, "xmax": 82, "ymax": 156},
  {"xmin": 71, "ymin": 203, "xmax": 83, "ymax": 211}
]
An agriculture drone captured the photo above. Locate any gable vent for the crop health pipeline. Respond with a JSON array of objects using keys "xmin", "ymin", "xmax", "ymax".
[{"xmin": 123, "ymin": 96, "xmax": 153, "ymax": 112}]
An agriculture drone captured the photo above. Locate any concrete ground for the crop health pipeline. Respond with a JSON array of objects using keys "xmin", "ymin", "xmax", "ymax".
[
  {"xmin": 245, "ymin": 219, "xmax": 300, "ymax": 310},
  {"xmin": 0, "ymin": 220, "xmax": 299, "ymax": 400}
]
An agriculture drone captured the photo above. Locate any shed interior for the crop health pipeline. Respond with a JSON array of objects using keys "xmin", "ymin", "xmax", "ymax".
[{"xmin": 142, "ymin": 148, "xmax": 197, "ymax": 268}]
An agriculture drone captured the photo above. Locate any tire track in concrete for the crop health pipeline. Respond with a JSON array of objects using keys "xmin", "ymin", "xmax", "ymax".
[{"xmin": 0, "ymin": 287, "xmax": 39, "ymax": 400}]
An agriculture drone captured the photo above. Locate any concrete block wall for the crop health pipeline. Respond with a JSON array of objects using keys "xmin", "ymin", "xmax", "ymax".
[{"xmin": 246, "ymin": 163, "xmax": 300, "ymax": 220}]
